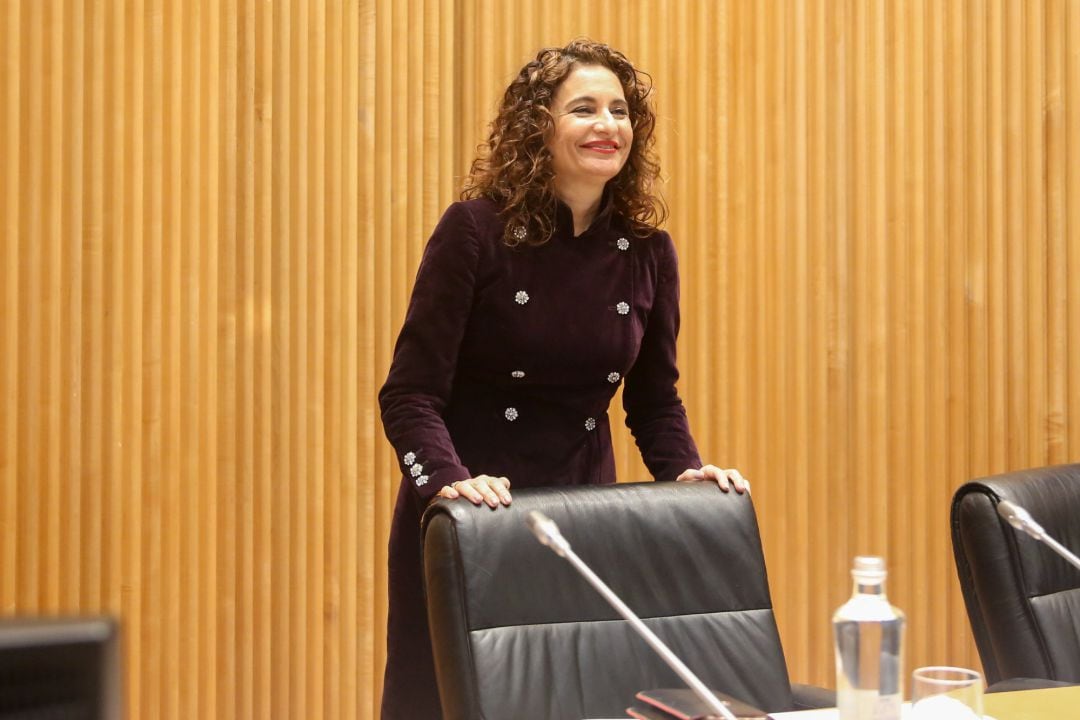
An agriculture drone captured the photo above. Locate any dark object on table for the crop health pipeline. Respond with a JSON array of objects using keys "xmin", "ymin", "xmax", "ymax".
[
  {"xmin": 0, "ymin": 616, "xmax": 121, "ymax": 720},
  {"xmin": 629, "ymin": 687, "xmax": 769, "ymax": 719}
]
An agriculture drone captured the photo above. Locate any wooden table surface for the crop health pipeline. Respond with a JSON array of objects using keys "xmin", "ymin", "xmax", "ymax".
[{"xmin": 768, "ymin": 684, "xmax": 1080, "ymax": 720}]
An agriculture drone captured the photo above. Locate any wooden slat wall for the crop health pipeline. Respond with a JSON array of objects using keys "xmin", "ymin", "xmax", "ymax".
[
  {"xmin": 0, "ymin": 0, "xmax": 366, "ymax": 717},
  {"xmin": 1, "ymin": 1, "xmax": 1077, "ymax": 716}
]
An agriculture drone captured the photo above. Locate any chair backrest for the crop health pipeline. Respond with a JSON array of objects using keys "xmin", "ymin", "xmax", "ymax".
[
  {"xmin": 421, "ymin": 481, "xmax": 795, "ymax": 720},
  {"xmin": 950, "ymin": 464, "xmax": 1080, "ymax": 684}
]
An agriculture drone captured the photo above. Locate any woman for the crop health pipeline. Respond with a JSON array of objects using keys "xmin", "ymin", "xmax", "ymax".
[{"xmin": 378, "ymin": 38, "xmax": 748, "ymax": 719}]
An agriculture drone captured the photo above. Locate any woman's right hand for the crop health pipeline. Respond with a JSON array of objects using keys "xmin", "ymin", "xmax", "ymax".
[{"xmin": 437, "ymin": 475, "xmax": 512, "ymax": 509}]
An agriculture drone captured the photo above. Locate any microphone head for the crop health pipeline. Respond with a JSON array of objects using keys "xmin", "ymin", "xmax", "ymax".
[
  {"xmin": 997, "ymin": 500, "xmax": 1044, "ymax": 539},
  {"xmin": 997, "ymin": 500, "xmax": 1023, "ymax": 528},
  {"xmin": 526, "ymin": 510, "xmax": 569, "ymax": 557}
]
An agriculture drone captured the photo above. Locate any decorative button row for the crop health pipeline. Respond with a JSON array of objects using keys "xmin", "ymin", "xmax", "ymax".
[
  {"xmin": 516, "ymin": 292, "xmax": 629, "ymax": 316},
  {"xmin": 403, "ymin": 451, "xmax": 427, "ymax": 487},
  {"xmin": 617, "ymin": 237, "xmax": 630, "ymax": 251},
  {"xmin": 401, "ymin": 451, "xmax": 425, "ymax": 490},
  {"xmin": 500, "ymin": 408, "xmax": 599, "ymax": 431},
  {"xmin": 507, "ymin": 369, "xmax": 618, "ymax": 385}
]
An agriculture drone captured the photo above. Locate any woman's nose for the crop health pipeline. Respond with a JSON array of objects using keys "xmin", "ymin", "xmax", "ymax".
[{"xmin": 594, "ymin": 110, "xmax": 616, "ymax": 131}]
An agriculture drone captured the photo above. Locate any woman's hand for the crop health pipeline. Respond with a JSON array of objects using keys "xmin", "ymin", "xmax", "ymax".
[
  {"xmin": 676, "ymin": 465, "xmax": 750, "ymax": 494},
  {"xmin": 437, "ymin": 475, "xmax": 513, "ymax": 508}
]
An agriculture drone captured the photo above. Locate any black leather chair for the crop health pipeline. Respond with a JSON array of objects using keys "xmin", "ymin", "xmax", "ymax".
[
  {"xmin": 422, "ymin": 481, "xmax": 832, "ymax": 719},
  {"xmin": 951, "ymin": 463, "xmax": 1080, "ymax": 686}
]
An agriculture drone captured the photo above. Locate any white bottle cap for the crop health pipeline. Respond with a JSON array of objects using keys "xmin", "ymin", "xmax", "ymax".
[{"xmin": 852, "ymin": 555, "xmax": 887, "ymax": 583}]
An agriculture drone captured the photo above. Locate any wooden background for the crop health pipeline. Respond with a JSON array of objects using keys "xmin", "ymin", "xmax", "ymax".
[{"xmin": 2, "ymin": 0, "xmax": 1078, "ymax": 717}]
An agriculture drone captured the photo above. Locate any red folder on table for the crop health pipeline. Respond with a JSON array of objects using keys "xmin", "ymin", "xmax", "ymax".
[{"xmin": 627, "ymin": 688, "xmax": 770, "ymax": 720}]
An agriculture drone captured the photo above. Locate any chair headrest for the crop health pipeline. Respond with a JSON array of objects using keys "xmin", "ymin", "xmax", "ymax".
[
  {"xmin": 954, "ymin": 463, "xmax": 1080, "ymax": 597},
  {"xmin": 422, "ymin": 481, "xmax": 774, "ymax": 630}
]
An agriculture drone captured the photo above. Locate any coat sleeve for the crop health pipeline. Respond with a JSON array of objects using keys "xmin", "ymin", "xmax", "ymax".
[
  {"xmin": 379, "ymin": 202, "xmax": 479, "ymax": 504},
  {"xmin": 622, "ymin": 231, "xmax": 702, "ymax": 482}
]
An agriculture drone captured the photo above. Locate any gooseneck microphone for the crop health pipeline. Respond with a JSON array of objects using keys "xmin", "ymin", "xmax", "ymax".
[
  {"xmin": 997, "ymin": 500, "xmax": 1080, "ymax": 573},
  {"xmin": 525, "ymin": 511, "xmax": 739, "ymax": 720}
]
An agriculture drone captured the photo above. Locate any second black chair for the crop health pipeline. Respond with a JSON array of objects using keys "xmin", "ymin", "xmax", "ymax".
[{"xmin": 951, "ymin": 463, "xmax": 1080, "ymax": 686}]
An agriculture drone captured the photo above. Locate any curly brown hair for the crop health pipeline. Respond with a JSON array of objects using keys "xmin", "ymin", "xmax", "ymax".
[{"xmin": 461, "ymin": 39, "xmax": 666, "ymax": 246}]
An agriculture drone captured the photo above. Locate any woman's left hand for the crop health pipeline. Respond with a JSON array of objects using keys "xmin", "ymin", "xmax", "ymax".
[{"xmin": 676, "ymin": 465, "xmax": 750, "ymax": 494}]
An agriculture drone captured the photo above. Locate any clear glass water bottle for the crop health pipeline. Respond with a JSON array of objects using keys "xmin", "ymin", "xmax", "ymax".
[{"xmin": 833, "ymin": 556, "xmax": 905, "ymax": 720}]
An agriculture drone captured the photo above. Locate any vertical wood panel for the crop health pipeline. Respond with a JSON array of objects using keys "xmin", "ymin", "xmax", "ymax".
[
  {"xmin": 359, "ymin": 0, "xmax": 378, "ymax": 711},
  {"xmin": 907, "ymin": 0, "xmax": 930, "ymax": 669},
  {"xmin": 269, "ymin": 0, "xmax": 292, "ymax": 715},
  {"xmin": 0, "ymin": 0, "xmax": 19, "ymax": 615},
  {"xmin": 805, "ymin": 0, "xmax": 829, "ymax": 680},
  {"xmin": 1045, "ymin": 0, "xmax": 1067, "ymax": 466},
  {"xmin": 1, "ymin": 1, "xmax": 1078, "ymax": 715},
  {"xmin": 886, "ymin": 0, "xmax": 911, "ymax": 670},
  {"xmin": 253, "ymin": 0, "xmax": 274, "ymax": 713},
  {"xmin": 1068, "ymin": 1, "xmax": 1080, "ymax": 460}
]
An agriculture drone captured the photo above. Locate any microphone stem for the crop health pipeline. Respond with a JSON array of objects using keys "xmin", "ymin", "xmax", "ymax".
[
  {"xmin": 560, "ymin": 545, "xmax": 739, "ymax": 720},
  {"xmin": 1040, "ymin": 533, "xmax": 1080, "ymax": 573}
]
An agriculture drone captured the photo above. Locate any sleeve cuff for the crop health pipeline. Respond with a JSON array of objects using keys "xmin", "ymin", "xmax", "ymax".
[{"xmin": 407, "ymin": 463, "xmax": 472, "ymax": 503}]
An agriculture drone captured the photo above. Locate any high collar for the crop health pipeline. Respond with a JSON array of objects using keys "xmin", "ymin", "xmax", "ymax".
[{"xmin": 553, "ymin": 184, "xmax": 616, "ymax": 239}]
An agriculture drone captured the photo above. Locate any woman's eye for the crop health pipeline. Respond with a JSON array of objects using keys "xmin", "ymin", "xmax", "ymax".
[
  {"xmin": 573, "ymin": 107, "xmax": 593, "ymax": 115},
  {"xmin": 612, "ymin": 107, "xmax": 629, "ymax": 117}
]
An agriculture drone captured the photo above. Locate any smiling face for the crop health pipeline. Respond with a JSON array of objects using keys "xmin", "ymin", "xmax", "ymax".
[{"xmin": 546, "ymin": 64, "xmax": 633, "ymax": 192}]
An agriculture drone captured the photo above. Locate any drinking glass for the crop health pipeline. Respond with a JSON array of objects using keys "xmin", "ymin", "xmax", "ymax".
[{"xmin": 911, "ymin": 666, "xmax": 983, "ymax": 719}]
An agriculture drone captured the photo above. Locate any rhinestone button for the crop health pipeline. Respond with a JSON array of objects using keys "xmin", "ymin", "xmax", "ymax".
[
  {"xmin": 505, "ymin": 407, "xmax": 519, "ymax": 421},
  {"xmin": 617, "ymin": 237, "xmax": 630, "ymax": 251},
  {"xmin": 403, "ymin": 451, "xmax": 416, "ymax": 466},
  {"xmin": 409, "ymin": 463, "xmax": 424, "ymax": 477},
  {"xmin": 616, "ymin": 301, "xmax": 630, "ymax": 315},
  {"xmin": 515, "ymin": 290, "xmax": 530, "ymax": 305},
  {"xmin": 415, "ymin": 475, "xmax": 429, "ymax": 487},
  {"xmin": 511, "ymin": 370, "xmax": 525, "ymax": 379},
  {"xmin": 585, "ymin": 417, "xmax": 597, "ymax": 431},
  {"xmin": 607, "ymin": 372, "xmax": 621, "ymax": 383},
  {"xmin": 511, "ymin": 225, "xmax": 527, "ymax": 241}
]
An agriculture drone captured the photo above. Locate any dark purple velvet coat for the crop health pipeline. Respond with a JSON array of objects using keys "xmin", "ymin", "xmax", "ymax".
[{"xmin": 378, "ymin": 195, "xmax": 702, "ymax": 719}]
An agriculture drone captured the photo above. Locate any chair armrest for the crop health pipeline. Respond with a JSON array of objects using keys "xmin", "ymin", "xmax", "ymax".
[{"xmin": 790, "ymin": 683, "xmax": 836, "ymax": 710}]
